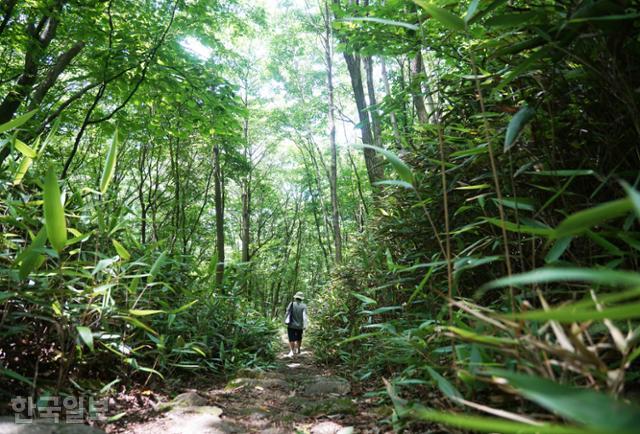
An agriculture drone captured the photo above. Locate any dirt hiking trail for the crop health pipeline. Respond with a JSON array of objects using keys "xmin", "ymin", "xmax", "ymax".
[{"xmin": 107, "ymin": 337, "xmax": 391, "ymax": 434}]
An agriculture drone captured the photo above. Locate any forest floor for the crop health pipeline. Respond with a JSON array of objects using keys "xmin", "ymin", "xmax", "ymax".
[{"xmin": 106, "ymin": 334, "xmax": 393, "ymax": 434}]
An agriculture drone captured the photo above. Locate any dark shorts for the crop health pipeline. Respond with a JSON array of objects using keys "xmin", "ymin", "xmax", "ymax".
[{"xmin": 287, "ymin": 327, "xmax": 303, "ymax": 342}]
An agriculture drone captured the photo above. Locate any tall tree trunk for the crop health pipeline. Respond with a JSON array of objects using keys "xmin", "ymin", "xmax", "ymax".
[
  {"xmin": 241, "ymin": 79, "xmax": 251, "ymax": 266},
  {"xmin": 213, "ymin": 144, "xmax": 225, "ymax": 292},
  {"xmin": 241, "ymin": 179, "xmax": 251, "ymax": 263},
  {"xmin": 420, "ymin": 50, "xmax": 438, "ymax": 123},
  {"xmin": 343, "ymin": 53, "xmax": 384, "ymax": 186},
  {"xmin": 0, "ymin": 9, "xmax": 61, "ymax": 164},
  {"xmin": 0, "ymin": 0, "xmax": 18, "ymax": 37},
  {"xmin": 411, "ymin": 51, "xmax": 429, "ymax": 124},
  {"xmin": 332, "ymin": 0, "xmax": 383, "ymax": 187},
  {"xmin": 364, "ymin": 56, "xmax": 384, "ymax": 150},
  {"xmin": 29, "ymin": 41, "xmax": 85, "ymax": 109},
  {"xmin": 381, "ymin": 58, "xmax": 403, "ymax": 148},
  {"xmin": 0, "ymin": 14, "xmax": 59, "ymax": 124},
  {"xmin": 324, "ymin": 0, "xmax": 342, "ymax": 263},
  {"xmin": 291, "ymin": 212, "xmax": 304, "ymax": 293}
]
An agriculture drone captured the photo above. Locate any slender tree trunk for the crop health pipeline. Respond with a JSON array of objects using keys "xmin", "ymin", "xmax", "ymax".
[
  {"xmin": 301, "ymin": 142, "xmax": 334, "ymax": 257},
  {"xmin": 213, "ymin": 143, "xmax": 225, "ymax": 292},
  {"xmin": 343, "ymin": 53, "xmax": 384, "ymax": 186},
  {"xmin": 137, "ymin": 142, "xmax": 149, "ymax": 244},
  {"xmin": 270, "ymin": 197, "xmax": 299, "ymax": 318},
  {"xmin": 300, "ymin": 155, "xmax": 331, "ymax": 272},
  {"xmin": 29, "ymin": 41, "xmax": 85, "ymax": 109},
  {"xmin": 381, "ymin": 58, "xmax": 403, "ymax": 148},
  {"xmin": 332, "ymin": 0, "xmax": 383, "ymax": 187},
  {"xmin": 324, "ymin": 0, "xmax": 342, "ymax": 263},
  {"xmin": 411, "ymin": 51, "xmax": 429, "ymax": 124},
  {"xmin": 0, "ymin": 14, "xmax": 59, "ymax": 124},
  {"xmin": 241, "ymin": 181, "xmax": 251, "ymax": 263},
  {"xmin": 364, "ymin": 56, "xmax": 383, "ymax": 150},
  {"xmin": 420, "ymin": 50, "xmax": 437, "ymax": 122},
  {"xmin": 0, "ymin": 9, "xmax": 61, "ymax": 164},
  {"xmin": 0, "ymin": 0, "xmax": 18, "ymax": 38},
  {"xmin": 291, "ymin": 212, "xmax": 304, "ymax": 293},
  {"xmin": 241, "ymin": 79, "xmax": 251, "ymax": 266}
]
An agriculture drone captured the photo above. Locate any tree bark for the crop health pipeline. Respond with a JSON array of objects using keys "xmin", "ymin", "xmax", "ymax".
[
  {"xmin": 411, "ymin": 51, "xmax": 429, "ymax": 124},
  {"xmin": 0, "ymin": 8, "xmax": 61, "ymax": 163},
  {"xmin": 332, "ymin": 0, "xmax": 383, "ymax": 187},
  {"xmin": 0, "ymin": 15, "xmax": 59, "ymax": 123},
  {"xmin": 324, "ymin": 0, "xmax": 342, "ymax": 264},
  {"xmin": 213, "ymin": 144, "xmax": 225, "ymax": 292},
  {"xmin": 29, "ymin": 41, "xmax": 85, "ymax": 109},
  {"xmin": 0, "ymin": 0, "xmax": 18, "ymax": 37},
  {"xmin": 381, "ymin": 58, "xmax": 403, "ymax": 148},
  {"xmin": 364, "ymin": 56, "xmax": 384, "ymax": 150}
]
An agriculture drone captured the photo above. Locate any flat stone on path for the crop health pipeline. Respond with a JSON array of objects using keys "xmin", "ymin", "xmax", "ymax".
[
  {"xmin": 310, "ymin": 421, "xmax": 354, "ymax": 434},
  {"xmin": 303, "ymin": 375, "xmax": 351, "ymax": 396},
  {"xmin": 165, "ymin": 391, "xmax": 208, "ymax": 408}
]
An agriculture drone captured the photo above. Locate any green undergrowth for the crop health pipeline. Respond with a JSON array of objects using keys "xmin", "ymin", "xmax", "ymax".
[
  {"xmin": 0, "ymin": 124, "xmax": 279, "ymax": 405},
  {"xmin": 310, "ymin": 1, "xmax": 640, "ymax": 433}
]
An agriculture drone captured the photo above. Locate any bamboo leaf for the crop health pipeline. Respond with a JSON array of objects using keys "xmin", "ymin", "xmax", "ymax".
[
  {"xmin": 465, "ymin": 0, "xmax": 481, "ymax": 23},
  {"xmin": 507, "ymin": 302, "xmax": 640, "ymax": 322},
  {"xmin": 407, "ymin": 406, "xmax": 603, "ymax": 434},
  {"xmin": 100, "ymin": 127, "xmax": 119, "ymax": 194},
  {"xmin": 374, "ymin": 179, "xmax": 414, "ymax": 189},
  {"xmin": 112, "ymin": 239, "xmax": 131, "ymax": 261},
  {"xmin": 357, "ymin": 144, "xmax": 414, "ymax": 185},
  {"xmin": 484, "ymin": 217, "xmax": 553, "ymax": 236},
  {"xmin": 13, "ymin": 157, "xmax": 33, "ymax": 185},
  {"xmin": 149, "ymin": 251, "xmax": 167, "ymax": 282},
  {"xmin": 504, "ymin": 105, "xmax": 535, "ymax": 151},
  {"xmin": 1, "ymin": 368, "xmax": 34, "ymax": 387},
  {"xmin": 545, "ymin": 237, "xmax": 573, "ymax": 263},
  {"xmin": 554, "ymin": 198, "xmax": 632, "ymax": 238},
  {"xmin": 116, "ymin": 316, "xmax": 158, "ymax": 334},
  {"xmin": 172, "ymin": 299, "xmax": 199, "ymax": 314},
  {"xmin": 426, "ymin": 366, "xmax": 462, "ymax": 400},
  {"xmin": 77, "ymin": 326, "xmax": 94, "ymax": 352},
  {"xmin": 414, "ymin": 1, "xmax": 465, "ymax": 31},
  {"xmin": 129, "ymin": 309, "xmax": 165, "ymax": 316},
  {"xmin": 352, "ymin": 292, "xmax": 377, "ymax": 305},
  {"xmin": 486, "ymin": 369, "xmax": 640, "ymax": 433},
  {"xmin": 43, "ymin": 166, "xmax": 67, "ymax": 253},
  {"xmin": 447, "ymin": 326, "xmax": 518, "ymax": 346},
  {"xmin": 0, "ymin": 109, "xmax": 37, "ymax": 134},
  {"xmin": 14, "ymin": 139, "xmax": 37, "ymax": 158},
  {"xmin": 339, "ymin": 17, "xmax": 419, "ymax": 31},
  {"xmin": 17, "ymin": 227, "xmax": 48, "ymax": 279},
  {"xmin": 621, "ymin": 181, "xmax": 640, "ymax": 220},
  {"xmin": 481, "ymin": 267, "xmax": 640, "ymax": 291}
]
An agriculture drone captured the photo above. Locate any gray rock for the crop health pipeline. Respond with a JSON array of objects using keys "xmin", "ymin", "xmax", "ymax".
[
  {"xmin": 303, "ymin": 375, "xmax": 351, "ymax": 396},
  {"xmin": 289, "ymin": 397, "xmax": 356, "ymax": 417},
  {"xmin": 157, "ymin": 391, "xmax": 209, "ymax": 411},
  {"xmin": 225, "ymin": 377, "xmax": 290, "ymax": 391},
  {"xmin": 310, "ymin": 421, "xmax": 345, "ymax": 434},
  {"xmin": 163, "ymin": 406, "xmax": 226, "ymax": 433},
  {"xmin": 169, "ymin": 391, "xmax": 208, "ymax": 407}
]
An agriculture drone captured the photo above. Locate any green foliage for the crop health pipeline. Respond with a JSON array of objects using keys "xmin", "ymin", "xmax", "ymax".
[{"xmin": 317, "ymin": 0, "xmax": 640, "ymax": 431}]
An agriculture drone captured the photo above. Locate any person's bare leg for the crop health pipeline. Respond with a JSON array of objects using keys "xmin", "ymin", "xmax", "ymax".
[{"xmin": 288, "ymin": 340, "xmax": 295, "ymax": 356}]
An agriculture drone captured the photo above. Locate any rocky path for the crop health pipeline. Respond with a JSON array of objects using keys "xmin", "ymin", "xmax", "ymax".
[
  {"xmin": 1, "ymin": 340, "xmax": 390, "ymax": 434},
  {"xmin": 108, "ymin": 339, "xmax": 388, "ymax": 434}
]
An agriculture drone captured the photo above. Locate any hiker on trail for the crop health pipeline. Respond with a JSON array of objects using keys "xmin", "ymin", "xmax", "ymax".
[{"xmin": 285, "ymin": 291, "xmax": 307, "ymax": 357}]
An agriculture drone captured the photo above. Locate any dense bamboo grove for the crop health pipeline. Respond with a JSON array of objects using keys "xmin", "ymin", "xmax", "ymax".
[{"xmin": 1, "ymin": 0, "xmax": 640, "ymax": 432}]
